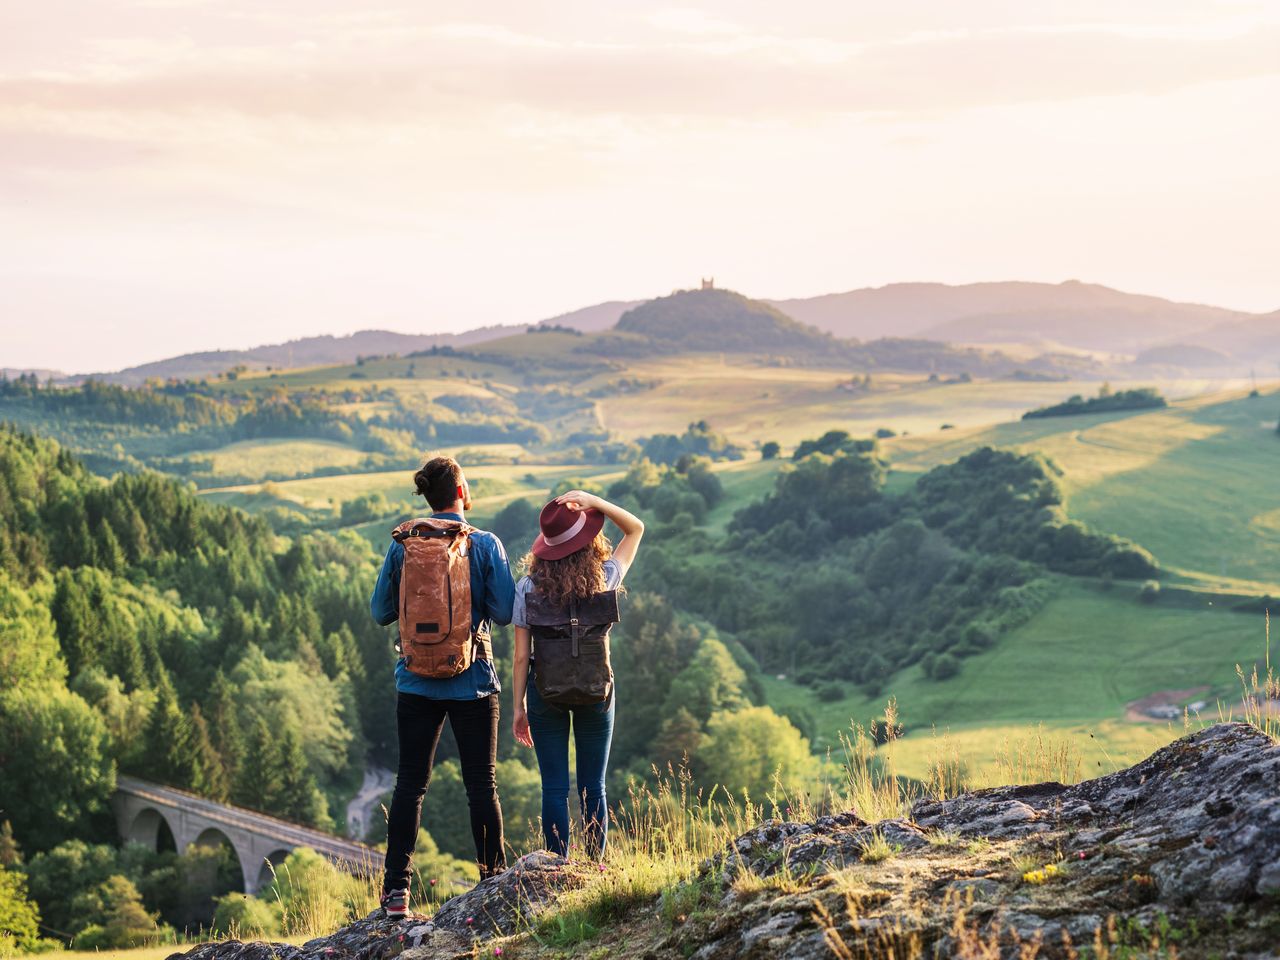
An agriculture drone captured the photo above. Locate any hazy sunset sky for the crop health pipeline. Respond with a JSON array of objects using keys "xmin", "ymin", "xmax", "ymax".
[{"xmin": 3, "ymin": 1, "xmax": 1279, "ymax": 373}]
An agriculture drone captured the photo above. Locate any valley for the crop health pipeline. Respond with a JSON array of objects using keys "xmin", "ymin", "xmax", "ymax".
[{"xmin": 3, "ymin": 286, "xmax": 1277, "ymax": 952}]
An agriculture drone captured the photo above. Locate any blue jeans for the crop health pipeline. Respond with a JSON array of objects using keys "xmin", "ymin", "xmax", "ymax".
[{"xmin": 525, "ymin": 671, "xmax": 615, "ymax": 858}]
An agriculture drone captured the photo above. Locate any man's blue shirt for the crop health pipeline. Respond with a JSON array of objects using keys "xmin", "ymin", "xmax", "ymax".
[{"xmin": 370, "ymin": 512, "xmax": 515, "ymax": 700}]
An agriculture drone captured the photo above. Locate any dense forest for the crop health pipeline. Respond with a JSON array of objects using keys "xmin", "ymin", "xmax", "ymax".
[{"xmin": 0, "ymin": 426, "xmax": 816, "ymax": 946}]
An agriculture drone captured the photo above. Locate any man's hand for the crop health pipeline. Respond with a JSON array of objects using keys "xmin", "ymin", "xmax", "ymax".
[
  {"xmin": 554, "ymin": 490, "xmax": 603, "ymax": 513},
  {"xmin": 512, "ymin": 708, "xmax": 533, "ymax": 748}
]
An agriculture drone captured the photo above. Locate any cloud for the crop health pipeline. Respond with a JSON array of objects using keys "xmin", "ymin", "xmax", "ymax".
[{"xmin": 1, "ymin": 14, "xmax": 1277, "ymax": 133}]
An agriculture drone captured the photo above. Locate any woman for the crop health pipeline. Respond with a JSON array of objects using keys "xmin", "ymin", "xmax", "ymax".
[{"xmin": 510, "ymin": 489, "xmax": 644, "ymax": 859}]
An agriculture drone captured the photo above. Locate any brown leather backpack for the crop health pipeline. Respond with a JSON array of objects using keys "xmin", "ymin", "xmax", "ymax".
[
  {"xmin": 526, "ymin": 589, "xmax": 619, "ymax": 705},
  {"xmin": 391, "ymin": 517, "xmax": 490, "ymax": 678}
]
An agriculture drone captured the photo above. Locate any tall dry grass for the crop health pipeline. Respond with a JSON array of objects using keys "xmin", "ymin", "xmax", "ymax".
[{"xmin": 1233, "ymin": 609, "xmax": 1279, "ymax": 740}]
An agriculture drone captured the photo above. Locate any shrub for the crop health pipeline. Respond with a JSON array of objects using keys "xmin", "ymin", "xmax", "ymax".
[
  {"xmin": 928, "ymin": 653, "xmax": 961, "ymax": 680},
  {"xmin": 1139, "ymin": 580, "xmax": 1161, "ymax": 604},
  {"xmin": 760, "ymin": 441, "xmax": 780, "ymax": 460},
  {"xmin": 816, "ymin": 680, "xmax": 846, "ymax": 703},
  {"xmin": 212, "ymin": 893, "xmax": 282, "ymax": 939}
]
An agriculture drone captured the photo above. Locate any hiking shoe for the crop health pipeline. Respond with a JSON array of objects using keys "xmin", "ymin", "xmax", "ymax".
[{"xmin": 381, "ymin": 888, "xmax": 408, "ymax": 919}]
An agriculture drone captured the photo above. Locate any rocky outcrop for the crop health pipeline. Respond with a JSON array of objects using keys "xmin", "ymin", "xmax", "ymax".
[
  {"xmin": 171, "ymin": 723, "xmax": 1280, "ymax": 960},
  {"xmin": 665, "ymin": 723, "xmax": 1280, "ymax": 959},
  {"xmin": 171, "ymin": 851, "xmax": 590, "ymax": 960},
  {"xmin": 912, "ymin": 722, "xmax": 1280, "ymax": 903}
]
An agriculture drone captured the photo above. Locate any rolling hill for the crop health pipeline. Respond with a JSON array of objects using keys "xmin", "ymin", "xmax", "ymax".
[
  {"xmin": 79, "ymin": 325, "xmax": 523, "ymax": 385},
  {"xmin": 1183, "ymin": 309, "xmax": 1280, "ymax": 366},
  {"xmin": 39, "ymin": 280, "xmax": 1275, "ymax": 389},
  {"xmin": 536, "ymin": 299, "xmax": 642, "ymax": 332},
  {"xmin": 766, "ymin": 280, "xmax": 1252, "ymax": 354},
  {"xmin": 610, "ymin": 288, "xmax": 843, "ymax": 354}
]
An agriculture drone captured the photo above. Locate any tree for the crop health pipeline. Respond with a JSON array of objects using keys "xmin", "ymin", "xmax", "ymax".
[
  {"xmin": 490, "ymin": 499, "xmax": 540, "ymax": 559},
  {"xmin": 188, "ymin": 705, "xmax": 230, "ymax": 802},
  {"xmin": 235, "ymin": 717, "xmax": 283, "ymax": 812},
  {"xmin": 272, "ymin": 724, "xmax": 331, "ymax": 829},
  {"xmin": 25, "ymin": 840, "xmax": 123, "ymax": 939},
  {"xmin": 760, "ymin": 441, "xmax": 780, "ymax": 460},
  {"xmin": 0, "ymin": 571, "xmax": 67, "ymax": 690},
  {"xmin": 142, "ymin": 673, "xmax": 193, "ymax": 787},
  {"xmin": 230, "ymin": 645, "xmax": 353, "ymax": 777},
  {"xmin": 0, "ymin": 869, "xmax": 44, "ymax": 952},
  {"xmin": 0, "ymin": 821, "xmax": 21, "ymax": 868},
  {"xmin": 661, "ymin": 637, "xmax": 749, "ymax": 725},
  {"xmin": 698, "ymin": 706, "xmax": 823, "ymax": 802},
  {"xmin": 205, "ymin": 670, "xmax": 244, "ymax": 792},
  {"xmin": 73, "ymin": 668, "xmax": 155, "ymax": 770},
  {"xmin": 0, "ymin": 685, "xmax": 115, "ymax": 852},
  {"xmin": 653, "ymin": 707, "xmax": 704, "ymax": 769},
  {"xmin": 71, "ymin": 874, "xmax": 169, "ymax": 949}
]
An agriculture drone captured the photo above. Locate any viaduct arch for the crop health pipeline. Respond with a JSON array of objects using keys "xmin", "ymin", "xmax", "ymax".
[{"xmin": 113, "ymin": 776, "xmax": 377, "ymax": 895}]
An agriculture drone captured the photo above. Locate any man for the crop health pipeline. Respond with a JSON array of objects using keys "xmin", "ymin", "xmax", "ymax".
[{"xmin": 370, "ymin": 456, "xmax": 515, "ymax": 917}]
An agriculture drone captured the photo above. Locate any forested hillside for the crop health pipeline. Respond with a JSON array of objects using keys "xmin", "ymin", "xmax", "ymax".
[
  {"xmin": 0, "ymin": 373, "xmax": 575, "ymax": 485},
  {"xmin": 0, "ymin": 425, "xmax": 399, "ymax": 838},
  {"xmin": 624, "ymin": 438, "xmax": 1157, "ymax": 691}
]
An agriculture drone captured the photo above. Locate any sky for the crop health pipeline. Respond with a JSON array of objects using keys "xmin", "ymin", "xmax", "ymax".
[{"xmin": 2, "ymin": 1, "xmax": 1279, "ymax": 374}]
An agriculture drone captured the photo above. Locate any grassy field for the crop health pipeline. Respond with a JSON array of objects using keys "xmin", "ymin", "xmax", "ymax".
[
  {"xmin": 764, "ymin": 577, "xmax": 1270, "ymax": 780},
  {"xmin": 593, "ymin": 359, "xmax": 1255, "ymax": 449},
  {"xmin": 885, "ymin": 385, "xmax": 1280, "ymax": 589},
  {"xmin": 181, "ymin": 438, "xmax": 369, "ymax": 478}
]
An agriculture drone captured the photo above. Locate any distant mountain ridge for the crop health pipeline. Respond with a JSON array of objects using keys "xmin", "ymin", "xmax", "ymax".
[
  {"xmin": 58, "ymin": 279, "xmax": 1276, "ymax": 384},
  {"xmin": 79, "ymin": 326, "xmax": 524, "ymax": 386},
  {"xmin": 765, "ymin": 280, "xmax": 1254, "ymax": 354}
]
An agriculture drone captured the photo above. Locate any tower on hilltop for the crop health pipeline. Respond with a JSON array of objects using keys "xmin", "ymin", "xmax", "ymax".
[{"xmin": 700, "ymin": 277, "xmax": 715, "ymax": 290}]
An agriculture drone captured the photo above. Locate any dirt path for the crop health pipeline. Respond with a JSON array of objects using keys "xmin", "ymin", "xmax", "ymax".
[{"xmin": 346, "ymin": 765, "xmax": 394, "ymax": 840}]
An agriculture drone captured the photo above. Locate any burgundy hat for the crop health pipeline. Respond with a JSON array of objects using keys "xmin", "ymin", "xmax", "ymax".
[{"xmin": 531, "ymin": 499, "xmax": 605, "ymax": 561}]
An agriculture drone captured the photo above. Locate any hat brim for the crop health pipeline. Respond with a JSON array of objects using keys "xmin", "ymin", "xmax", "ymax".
[{"xmin": 531, "ymin": 509, "xmax": 606, "ymax": 561}]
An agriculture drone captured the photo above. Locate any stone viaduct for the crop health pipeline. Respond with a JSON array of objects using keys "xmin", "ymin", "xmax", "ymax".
[{"xmin": 113, "ymin": 776, "xmax": 379, "ymax": 894}]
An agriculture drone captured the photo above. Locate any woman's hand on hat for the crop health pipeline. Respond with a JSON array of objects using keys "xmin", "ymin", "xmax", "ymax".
[{"xmin": 554, "ymin": 490, "xmax": 602, "ymax": 513}]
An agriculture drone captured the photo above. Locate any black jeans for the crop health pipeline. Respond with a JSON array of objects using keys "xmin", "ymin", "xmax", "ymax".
[{"xmin": 383, "ymin": 692, "xmax": 505, "ymax": 892}]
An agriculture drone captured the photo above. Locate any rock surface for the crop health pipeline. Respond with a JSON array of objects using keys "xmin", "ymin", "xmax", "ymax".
[
  {"xmin": 666, "ymin": 723, "xmax": 1280, "ymax": 959},
  {"xmin": 169, "ymin": 851, "xmax": 590, "ymax": 960},
  {"xmin": 171, "ymin": 724, "xmax": 1280, "ymax": 960}
]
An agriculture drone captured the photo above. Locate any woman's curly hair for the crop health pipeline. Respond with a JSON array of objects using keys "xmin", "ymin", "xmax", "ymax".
[{"xmin": 522, "ymin": 531, "xmax": 614, "ymax": 606}]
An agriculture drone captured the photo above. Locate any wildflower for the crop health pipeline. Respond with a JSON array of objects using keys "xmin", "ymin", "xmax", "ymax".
[
  {"xmin": 1077, "ymin": 850, "xmax": 1087, "ymax": 860},
  {"xmin": 494, "ymin": 949, "xmax": 503, "ymax": 957},
  {"xmin": 429, "ymin": 878, "xmax": 437, "ymax": 886},
  {"xmin": 1022, "ymin": 863, "xmax": 1061, "ymax": 885},
  {"xmin": 466, "ymin": 916, "xmax": 474, "ymax": 926}
]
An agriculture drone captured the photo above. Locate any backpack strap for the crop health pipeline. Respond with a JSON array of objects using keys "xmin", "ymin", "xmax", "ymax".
[
  {"xmin": 472, "ymin": 626, "xmax": 493, "ymax": 663},
  {"xmin": 569, "ymin": 598, "xmax": 581, "ymax": 659}
]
